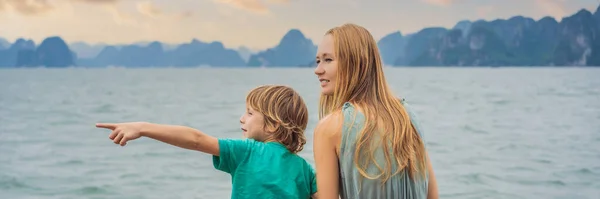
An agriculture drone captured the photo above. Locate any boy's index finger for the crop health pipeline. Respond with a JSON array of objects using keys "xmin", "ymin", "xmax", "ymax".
[{"xmin": 96, "ymin": 123, "xmax": 117, "ymax": 130}]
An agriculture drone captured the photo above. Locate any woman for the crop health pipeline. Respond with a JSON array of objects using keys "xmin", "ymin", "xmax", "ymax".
[{"xmin": 312, "ymin": 23, "xmax": 439, "ymax": 199}]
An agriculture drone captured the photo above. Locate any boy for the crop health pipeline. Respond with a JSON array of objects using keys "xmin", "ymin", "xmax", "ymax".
[{"xmin": 96, "ymin": 85, "xmax": 318, "ymax": 199}]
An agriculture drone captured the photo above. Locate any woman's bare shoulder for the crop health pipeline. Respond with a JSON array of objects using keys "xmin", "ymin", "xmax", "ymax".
[{"xmin": 315, "ymin": 111, "xmax": 343, "ymax": 138}]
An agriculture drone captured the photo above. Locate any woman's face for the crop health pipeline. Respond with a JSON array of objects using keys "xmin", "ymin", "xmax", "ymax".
[{"xmin": 314, "ymin": 34, "xmax": 338, "ymax": 96}]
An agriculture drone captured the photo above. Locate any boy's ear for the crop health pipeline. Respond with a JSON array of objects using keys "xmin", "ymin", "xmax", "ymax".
[{"xmin": 265, "ymin": 122, "xmax": 280, "ymax": 133}]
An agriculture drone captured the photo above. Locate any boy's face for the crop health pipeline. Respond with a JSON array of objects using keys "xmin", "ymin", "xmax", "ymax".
[{"xmin": 240, "ymin": 104, "xmax": 270, "ymax": 141}]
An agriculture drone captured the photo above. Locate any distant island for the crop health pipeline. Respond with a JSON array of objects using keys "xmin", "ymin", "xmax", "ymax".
[{"xmin": 1, "ymin": 5, "xmax": 599, "ymax": 68}]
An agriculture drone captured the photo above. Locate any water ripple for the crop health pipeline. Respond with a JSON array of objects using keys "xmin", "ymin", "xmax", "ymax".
[{"xmin": 1, "ymin": 68, "xmax": 599, "ymax": 199}]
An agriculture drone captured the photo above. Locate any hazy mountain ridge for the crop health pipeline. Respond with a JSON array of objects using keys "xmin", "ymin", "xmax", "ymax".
[{"xmin": 1, "ymin": 5, "xmax": 598, "ymax": 67}]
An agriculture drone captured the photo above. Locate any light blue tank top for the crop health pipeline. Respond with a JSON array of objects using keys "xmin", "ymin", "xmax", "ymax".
[{"xmin": 338, "ymin": 99, "xmax": 429, "ymax": 199}]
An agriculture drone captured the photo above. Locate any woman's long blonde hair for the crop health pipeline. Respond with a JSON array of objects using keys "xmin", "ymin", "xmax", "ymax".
[{"xmin": 318, "ymin": 23, "xmax": 427, "ymax": 183}]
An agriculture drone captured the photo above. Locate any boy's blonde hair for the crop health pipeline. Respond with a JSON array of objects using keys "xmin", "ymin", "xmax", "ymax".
[{"xmin": 246, "ymin": 85, "xmax": 308, "ymax": 154}]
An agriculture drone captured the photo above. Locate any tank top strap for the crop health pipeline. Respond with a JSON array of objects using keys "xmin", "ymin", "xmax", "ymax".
[
  {"xmin": 340, "ymin": 102, "xmax": 363, "ymax": 155},
  {"xmin": 340, "ymin": 100, "xmax": 425, "ymax": 144},
  {"xmin": 400, "ymin": 98, "xmax": 425, "ymax": 140}
]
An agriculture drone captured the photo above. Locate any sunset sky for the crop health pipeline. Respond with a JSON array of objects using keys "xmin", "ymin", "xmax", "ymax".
[{"xmin": 0, "ymin": 0, "xmax": 598, "ymax": 50}]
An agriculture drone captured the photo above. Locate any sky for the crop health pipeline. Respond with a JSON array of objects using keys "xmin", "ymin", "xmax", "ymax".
[{"xmin": 0, "ymin": 0, "xmax": 599, "ymax": 50}]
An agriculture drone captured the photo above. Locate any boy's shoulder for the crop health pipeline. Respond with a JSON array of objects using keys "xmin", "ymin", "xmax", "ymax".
[
  {"xmin": 287, "ymin": 153, "xmax": 316, "ymax": 174},
  {"xmin": 217, "ymin": 138, "xmax": 262, "ymax": 147},
  {"xmin": 224, "ymin": 139, "xmax": 313, "ymax": 169}
]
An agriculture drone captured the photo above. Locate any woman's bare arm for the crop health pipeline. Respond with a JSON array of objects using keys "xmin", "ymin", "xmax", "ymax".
[
  {"xmin": 426, "ymin": 152, "xmax": 439, "ymax": 199},
  {"xmin": 313, "ymin": 113, "xmax": 343, "ymax": 199}
]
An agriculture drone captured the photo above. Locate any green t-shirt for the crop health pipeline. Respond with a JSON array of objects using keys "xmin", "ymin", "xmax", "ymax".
[{"xmin": 212, "ymin": 138, "xmax": 317, "ymax": 199}]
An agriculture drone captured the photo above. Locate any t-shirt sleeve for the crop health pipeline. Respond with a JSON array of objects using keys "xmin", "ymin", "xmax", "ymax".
[
  {"xmin": 212, "ymin": 138, "xmax": 254, "ymax": 174},
  {"xmin": 309, "ymin": 164, "xmax": 318, "ymax": 194}
]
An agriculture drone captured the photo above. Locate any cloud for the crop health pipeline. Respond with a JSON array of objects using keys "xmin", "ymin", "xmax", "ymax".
[
  {"xmin": 266, "ymin": 0, "xmax": 288, "ymax": 4},
  {"xmin": 105, "ymin": 4, "xmax": 138, "ymax": 25},
  {"xmin": 213, "ymin": 0, "xmax": 291, "ymax": 15},
  {"xmin": 534, "ymin": 0, "xmax": 567, "ymax": 20},
  {"xmin": 177, "ymin": 10, "xmax": 193, "ymax": 19},
  {"xmin": 69, "ymin": 0, "xmax": 121, "ymax": 4},
  {"xmin": 476, "ymin": 5, "xmax": 494, "ymax": 18},
  {"xmin": 214, "ymin": 0, "xmax": 269, "ymax": 15},
  {"xmin": 421, "ymin": 0, "xmax": 455, "ymax": 6},
  {"xmin": 216, "ymin": 4, "xmax": 235, "ymax": 17},
  {"xmin": 1, "ymin": 0, "xmax": 192, "ymax": 22},
  {"xmin": 0, "ymin": 0, "xmax": 55, "ymax": 16},
  {"xmin": 73, "ymin": 0, "xmax": 139, "ymax": 25},
  {"xmin": 0, "ymin": 0, "xmax": 122, "ymax": 16},
  {"xmin": 136, "ymin": 1, "xmax": 161, "ymax": 17},
  {"xmin": 135, "ymin": 1, "xmax": 193, "ymax": 19}
]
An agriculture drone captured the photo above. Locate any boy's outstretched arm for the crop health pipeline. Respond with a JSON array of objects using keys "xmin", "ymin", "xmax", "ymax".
[{"xmin": 96, "ymin": 122, "xmax": 220, "ymax": 156}]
